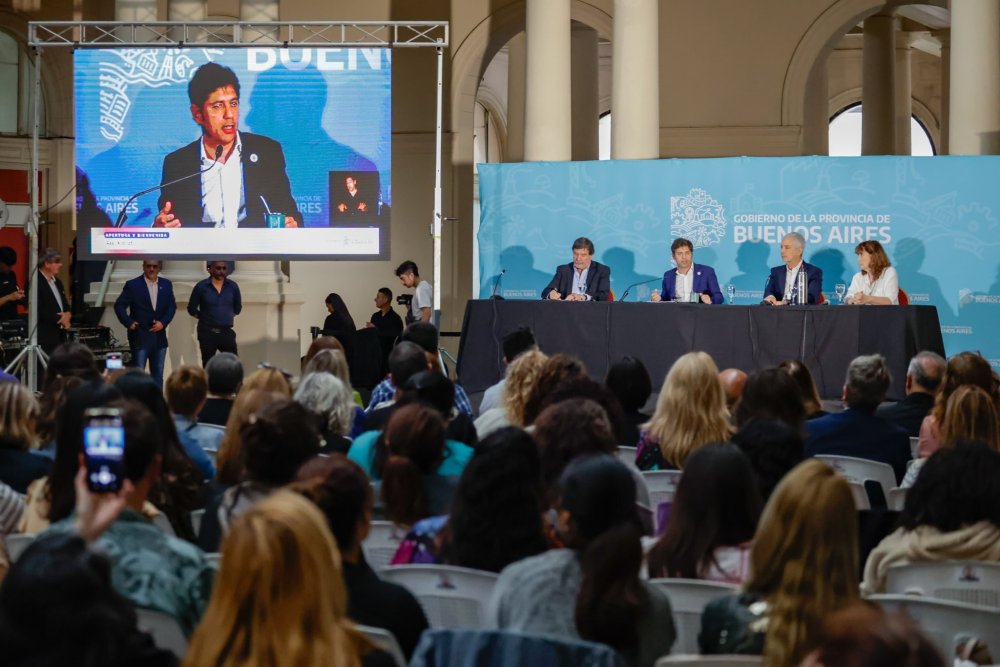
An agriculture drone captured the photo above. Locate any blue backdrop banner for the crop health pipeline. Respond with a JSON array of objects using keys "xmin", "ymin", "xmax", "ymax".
[{"xmin": 477, "ymin": 157, "xmax": 1000, "ymax": 365}]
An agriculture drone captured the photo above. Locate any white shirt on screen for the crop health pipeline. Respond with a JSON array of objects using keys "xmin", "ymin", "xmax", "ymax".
[
  {"xmin": 846, "ymin": 266, "xmax": 899, "ymax": 304},
  {"xmin": 200, "ymin": 134, "xmax": 245, "ymax": 229},
  {"xmin": 676, "ymin": 267, "xmax": 693, "ymax": 301}
]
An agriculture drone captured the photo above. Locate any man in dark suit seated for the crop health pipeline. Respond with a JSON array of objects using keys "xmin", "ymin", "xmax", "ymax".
[
  {"xmin": 541, "ymin": 237, "xmax": 611, "ymax": 302},
  {"xmin": 153, "ymin": 62, "xmax": 301, "ymax": 229},
  {"xmin": 805, "ymin": 354, "xmax": 912, "ymax": 483},
  {"xmin": 650, "ymin": 237, "xmax": 724, "ymax": 303},
  {"xmin": 113, "ymin": 260, "xmax": 177, "ymax": 387},
  {"xmin": 875, "ymin": 351, "xmax": 947, "ymax": 437},
  {"xmin": 763, "ymin": 232, "xmax": 823, "ymax": 305}
]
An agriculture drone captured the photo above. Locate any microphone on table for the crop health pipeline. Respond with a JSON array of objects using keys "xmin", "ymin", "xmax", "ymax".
[
  {"xmin": 490, "ymin": 269, "xmax": 507, "ymax": 300},
  {"xmin": 115, "ymin": 144, "xmax": 224, "ymax": 228},
  {"xmin": 620, "ymin": 277, "xmax": 661, "ymax": 301}
]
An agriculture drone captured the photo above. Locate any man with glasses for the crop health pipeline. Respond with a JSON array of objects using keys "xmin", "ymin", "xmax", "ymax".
[
  {"xmin": 188, "ymin": 261, "xmax": 242, "ymax": 365},
  {"xmin": 114, "ymin": 259, "xmax": 177, "ymax": 386}
]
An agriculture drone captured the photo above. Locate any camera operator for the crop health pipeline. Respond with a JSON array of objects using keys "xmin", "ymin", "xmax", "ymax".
[{"xmin": 394, "ymin": 260, "xmax": 433, "ymax": 325}]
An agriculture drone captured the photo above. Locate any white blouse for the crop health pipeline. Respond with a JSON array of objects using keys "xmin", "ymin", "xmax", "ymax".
[{"xmin": 846, "ymin": 266, "xmax": 899, "ymax": 304}]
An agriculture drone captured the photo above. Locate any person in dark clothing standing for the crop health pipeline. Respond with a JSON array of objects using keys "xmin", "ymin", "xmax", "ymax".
[
  {"xmin": 322, "ymin": 292, "xmax": 357, "ymax": 369},
  {"xmin": 0, "ymin": 246, "xmax": 25, "ymax": 321},
  {"xmin": 365, "ymin": 287, "xmax": 403, "ymax": 370},
  {"xmin": 188, "ymin": 261, "xmax": 242, "ymax": 365}
]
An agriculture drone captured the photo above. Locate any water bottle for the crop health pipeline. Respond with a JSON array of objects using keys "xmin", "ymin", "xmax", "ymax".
[
  {"xmin": 796, "ymin": 271, "xmax": 807, "ymax": 305},
  {"xmin": 727, "ymin": 283, "xmax": 736, "ymax": 305}
]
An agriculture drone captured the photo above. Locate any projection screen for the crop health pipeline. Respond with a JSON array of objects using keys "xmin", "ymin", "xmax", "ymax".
[{"xmin": 74, "ymin": 47, "xmax": 391, "ymax": 259}]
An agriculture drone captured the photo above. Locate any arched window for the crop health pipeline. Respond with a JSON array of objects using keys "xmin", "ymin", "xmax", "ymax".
[
  {"xmin": 828, "ymin": 103, "xmax": 934, "ymax": 156},
  {"xmin": 0, "ymin": 30, "xmax": 45, "ymax": 136},
  {"xmin": 599, "ymin": 112, "xmax": 611, "ymax": 160},
  {"xmin": 473, "ymin": 101, "xmax": 502, "ymax": 172}
]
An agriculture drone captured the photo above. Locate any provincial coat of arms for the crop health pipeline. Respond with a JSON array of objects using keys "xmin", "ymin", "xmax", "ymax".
[{"xmin": 670, "ymin": 188, "xmax": 727, "ymax": 248}]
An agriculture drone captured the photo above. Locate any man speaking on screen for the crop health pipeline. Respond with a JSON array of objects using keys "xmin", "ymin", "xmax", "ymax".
[{"xmin": 154, "ymin": 62, "xmax": 301, "ymax": 229}]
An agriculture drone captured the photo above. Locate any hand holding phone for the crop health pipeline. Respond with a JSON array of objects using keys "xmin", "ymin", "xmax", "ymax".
[
  {"xmin": 105, "ymin": 353, "xmax": 123, "ymax": 371},
  {"xmin": 83, "ymin": 407, "xmax": 125, "ymax": 493}
]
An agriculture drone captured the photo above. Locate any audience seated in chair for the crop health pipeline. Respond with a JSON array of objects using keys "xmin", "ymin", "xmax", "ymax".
[
  {"xmin": 489, "ymin": 455, "xmax": 676, "ymax": 667},
  {"xmin": 199, "ymin": 399, "xmax": 320, "ymax": 553},
  {"xmin": 303, "ymin": 348, "xmax": 366, "ymax": 430},
  {"xmin": 196, "ymin": 352, "xmax": 243, "ymax": 428},
  {"xmin": 294, "ymin": 371, "xmax": 357, "ymax": 454},
  {"xmin": 805, "ymin": 355, "xmax": 911, "ymax": 484},
  {"xmin": 166, "ymin": 365, "xmax": 225, "ymax": 455},
  {"xmin": 778, "ymin": 360, "xmax": 827, "ymax": 420},
  {"xmin": 0, "ymin": 383, "xmax": 47, "ymax": 494},
  {"xmin": 292, "ymin": 454, "xmax": 430, "ymax": 660},
  {"xmin": 916, "ymin": 351, "xmax": 999, "ymax": 458},
  {"xmin": 44, "ymin": 400, "xmax": 215, "ymax": 636},
  {"xmin": 647, "ymin": 443, "xmax": 762, "ymax": 584},
  {"xmin": 605, "ymin": 356, "xmax": 654, "ymax": 447},
  {"xmin": 0, "ymin": 532, "xmax": 178, "ymax": 666},
  {"xmin": 718, "ymin": 368, "xmax": 748, "ymax": 413},
  {"xmin": 732, "ymin": 418, "xmax": 804, "ymax": 503},
  {"xmin": 368, "ymin": 370, "xmax": 478, "ymax": 448},
  {"xmin": 862, "ymin": 444, "xmax": 1000, "ymax": 594},
  {"xmin": 700, "ymin": 459, "xmax": 860, "ymax": 664},
  {"xmin": 392, "ymin": 427, "xmax": 548, "ymax": 570},
  {"xmin": 184, "ymin": 490, "xmax": 394, "ymax": 667},
  {"xmin": 875, "ymin": 351, "xmax": 946, "ymax": 438},
  {"xmin": 733, "ymin": 368, "xmax": 806, "ymax": 435},
  {"xmin": 636, "ymin": 352, "xmax": 732, "ymax": 471},
  {"xmin": 516, "ymin": 353, "xmax": 587, "ymax": 427},
  {"xmin": 901, "ymin": 385, "xmax": 1000, "ymax": 488},
  {"xmin": 475, "ymin": 349, "xmax": 548, "ymax": 439}
]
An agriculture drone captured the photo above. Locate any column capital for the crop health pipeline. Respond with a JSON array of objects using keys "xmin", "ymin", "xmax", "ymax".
[{"xmin": 932, "ymin": 29, "xmax": 951, "ymax": 48}]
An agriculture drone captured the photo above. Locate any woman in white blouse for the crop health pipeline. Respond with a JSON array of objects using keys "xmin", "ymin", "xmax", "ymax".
[{"xmin": 845, "ymin": 240, "xmax": 899, "ymax": 305}]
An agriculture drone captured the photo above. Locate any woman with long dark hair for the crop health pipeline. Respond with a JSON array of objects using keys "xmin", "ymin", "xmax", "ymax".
[
  {"xmin": 489, "ymin": 455, "xmax": 676, "ymax": 667},
  {"xmin": 322, "ymin": 292, "xmax": 358, "ymax": 369},
  {"xmin": 647, "ymin": 443, "xmax": 762, "ymax": 583}
]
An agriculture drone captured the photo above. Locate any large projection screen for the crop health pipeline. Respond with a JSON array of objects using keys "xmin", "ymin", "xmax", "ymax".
[{"xmin": 75, "ymin": 47, "xmax": 391, "ymax": 259}]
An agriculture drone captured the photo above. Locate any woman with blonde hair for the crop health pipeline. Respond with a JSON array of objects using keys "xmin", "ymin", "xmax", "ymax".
[
  {"xmin": 241, "ymin": 366, "xmax": 293, "ymax": 396},
  {"xmin": 0, "ymin": 382, "xmax": 46, "ymax": 493},
  {"xmin": 474, "ymin": 349, "xmax": 548, "ymax": 438},
  {"xmin": 845, "ymin": 239, "xmax": 898, "ymax": 305},
  {"xmin": 304, "ymin": 348, "xmax": 367, "ymax": 424},
  {"xmin": 214, "ymin": 389, "xmax": 287, "ymax": 487},
  {"xmin": 636, "ymin": 351, "xmax": 731, "ymax": 470},
  {"xmin": 901, "ymin": 384, "xmax": 1000, "ymax": 488},
  {"xmin": 917, "ymin": 351, "xmax": 998, "ymax": 457},
  {"xmin": 184, "ymin": 490, "xmax": 392, "ymax": 667},
  {"xmin": 700, "ymin": 459, "xmax": 860, "ymax": 664}
]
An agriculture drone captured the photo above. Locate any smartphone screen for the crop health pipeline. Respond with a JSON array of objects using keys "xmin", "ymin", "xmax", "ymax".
[
  {"xmin": 83, "ymin": 408, "xmax": 125, "ymax": 493},
  {"xmin": 105, "ymin": 353, "xmax": 123, "ymax": 370}
]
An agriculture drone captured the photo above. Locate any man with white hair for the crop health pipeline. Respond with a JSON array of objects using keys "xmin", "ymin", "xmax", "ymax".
[{"xmin": 762, "ymin": 232, "xmax": 823, "ymax": 305}]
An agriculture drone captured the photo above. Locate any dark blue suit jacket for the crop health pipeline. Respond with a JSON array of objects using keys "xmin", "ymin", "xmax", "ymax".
[
  {"xmin": 661, "ymin": 264, "xmax": 724, "ymax": 304},
  {"xmin": 764, "ymin": 261, "xmax": 823, "ymax": 304},
  {"xmin": 114, "ymin": 275, "xmax": 177, "ymax": 352},
  {"xmin": 157, "ymin": 132, "xmax": 301, "ymax": 228},
  {"xmin": 542, "ymin": 261, "xmax": 611, "ymax": 302},
  {"xmin": 804, "ymin": 408, "xmax": 911, "ymax": 484}
]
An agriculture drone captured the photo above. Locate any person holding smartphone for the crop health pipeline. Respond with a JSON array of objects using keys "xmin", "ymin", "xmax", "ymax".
[{"xmin": 113, "ymin": 260, "xmax": 176, "ymax": 387}]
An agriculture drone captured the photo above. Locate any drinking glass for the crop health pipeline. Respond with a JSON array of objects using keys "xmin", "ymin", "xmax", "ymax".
[{"xmin": 834, "ymin": 283, "xmax": 847, "ymax": 304}]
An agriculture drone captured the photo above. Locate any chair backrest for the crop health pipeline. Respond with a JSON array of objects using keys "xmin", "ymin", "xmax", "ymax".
[
  {"xmin": 885, "ymin": 561, "xmax": 1000, "ymax": 608},
  {"xmin": 640, "ymin": 470, "xmax": 683, "ymax": 524},
  {"xmin": 909, "ymin": 436, "xmax": 919, "ymax": 458},
  {"xmin": 847, "ymin": 481, "xmax": 871, "ymax": 510},
  {"xmin": 409, "ymin": 628, "xmax": 624, "ymax": 667},
  {"xmin": 815, "ymin": 455, "xmax": 896, "ymax": 504},
  {"xmin": 135, "ymin": 608, "xmax": 188, "ymax": 658},
  {"xmin": 363, "ymin": 520, "xmax": 408, "ymax": 570},
  {"xmin": 4, "ymin": 533, "xmax": 35, "ymax": 564},
  {"xmin": 377, "ymin": 565, "xmax": 499, "ymax": 629},
  {"xmin": 898, "ymin": 288, "xmax": 910, "ymax": 306},
  {"xmin": 357, "ymin": 624, "xmax": 407, "ymax": 667},
  {"xmin": 616, "ymin": 446, "xmax": 638, "ymax": 471},
  {"xmin": 869, "ymin": 594, "xmax": 1000, "ymax": 658},
  {"xmin": 887, "ymin": 487, "xmax": 907, "ymax": 511},
  {"xmin": 656, "ymin": 657, "xmax": 763, "ymax": 667},
  {"xmin": 648, "ymin": 578, "xmax": 738, "ymax": 654},
  {"xmin": 189, "ymin": 509, "xmax": 205, "ymax": 535}
]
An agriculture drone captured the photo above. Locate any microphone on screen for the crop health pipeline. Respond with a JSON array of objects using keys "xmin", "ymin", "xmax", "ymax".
[
  {"xmin": 490, "ymin": 269, "xmax": 507, "ymax": 300},
  {"xmin": 114, "ymin": 144, "xmax": 224, "ymax": 228}
]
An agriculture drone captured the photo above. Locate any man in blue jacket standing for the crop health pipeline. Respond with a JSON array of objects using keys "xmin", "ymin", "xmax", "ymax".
[{"xmin": 114, "ymin": 260, "xmax": 176, "ymax": 386}]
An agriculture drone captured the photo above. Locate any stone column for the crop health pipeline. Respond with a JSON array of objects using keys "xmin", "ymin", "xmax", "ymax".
[
  {"xmin": 571, "ymin": 23, "xmax": 599, "ymax": 161},
  {"xmin": 802, "ymin": 55, "xmax": 830, "ymax": 155},
  {"xmin": 894, "ymin": 33, "xmax": 913, "ymax": 155},
  {"xmin": 524, "ymin": 0, "xmax": 572, "ymax": 161},
  {"xmin": 240, "ymin": 0, "xmax": 279, "ymax": 42},
  {"xmin": 227, "ymin": 261, "xmax": 305, "ymax": 376},
  {"xmin": 949, "ymin": 0, "xmax": 1000, "ymax": 154},
  {"xmin": 168, "ymin": 0, "xmax": 206, "ymax": 42},
  {"xmin": 611, "ymin": 0, "xmax": 659, "ymax": 159},
  {"xmin": 936, "ymin": 30, "xmax": 950, "ymax": 154},
  {"xmin": 506, "ymin": 32, "xmax": 526, "ymax": 162},
  {"xmin": 861, "ymin": 13, "xmax": 897, "ymax": 155}
]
